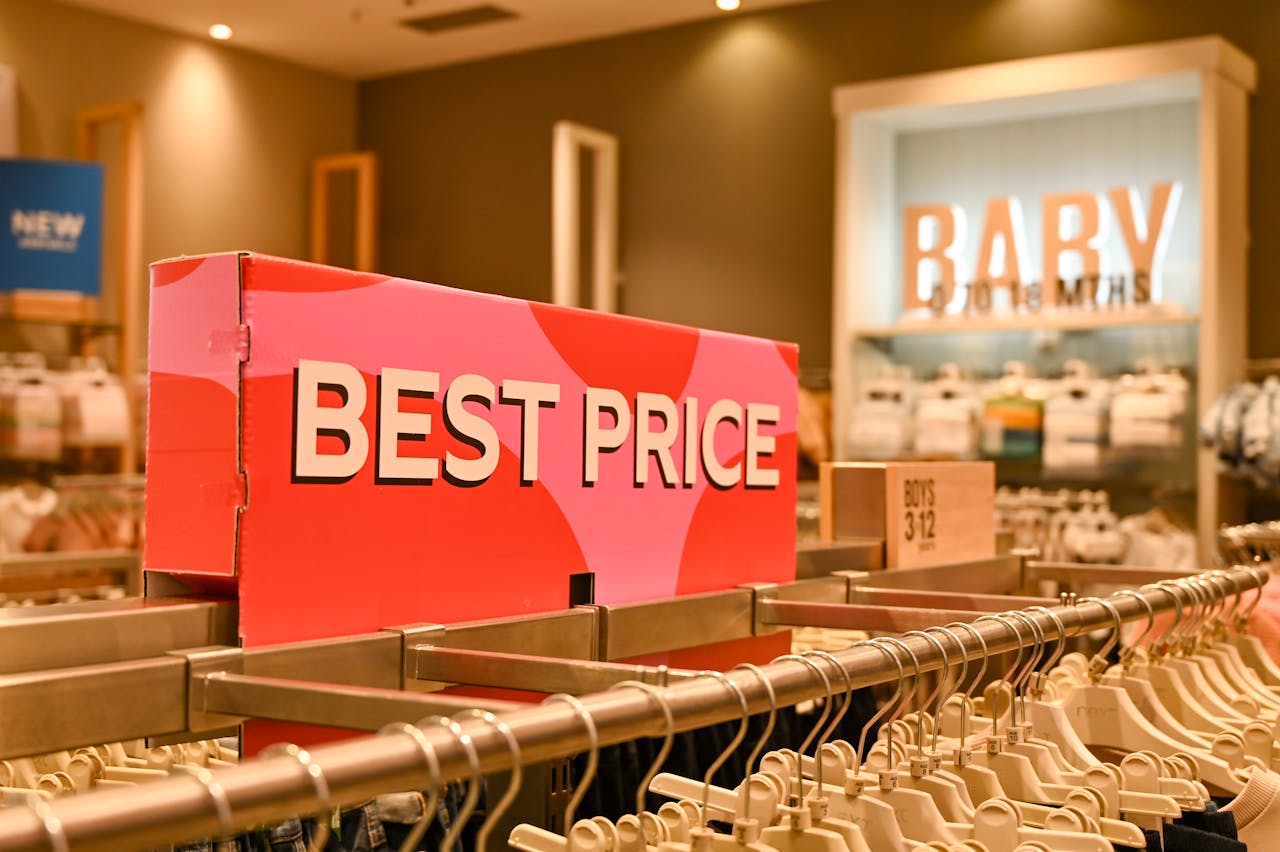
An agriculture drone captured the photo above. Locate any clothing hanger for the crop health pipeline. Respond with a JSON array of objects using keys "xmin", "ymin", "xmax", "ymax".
[
  {"xmin": 1186, "ymin": 575, "xmax": 1280, "ymax": 717},
  {"xmin": 1221, "ymin": 565, "xmax": 1280, "ymax": 686},
  {"xmin": 1061, "ymin": 595, "xmax": 1245, "ymax": 795},
  {"xmin": 801, "ymin": 640, "xmax": 914, "ymax": 852},
  {"xmin": 994, "ymin": 606, "xmax": 1174, "ymax": 841},
  {"xmin": 753, "ymin": 655, "xmax": 850, "ymax": 852},
  {"xmin": 259, "ymin": 743, "xmax": 332, "ymax": 852},
  {"xmin": 1206, "ymin": 570, "xmax": 1280, "ymax": 699},
  {"xmin": 906, "ymin": 620, "xmax": 1112, "ymax": 852},
  {"xmin": 1151, "ymin": 581, "xmax": 1261, "ymax": 724},
  {"xmin": 1124, "ymin": 584, "xmax": 1239, "ymax": 737},
  {"xmin": 795, "ymin": 652, "xmax": 875, "ymax": 852},
  {"xmin": 1020, "ymin": 606, "xmax": 1099, "ymax": 771},
  {"xmin": 1177, "ymin": 577, "xmax": 1277, "ymax": 720},
  {"xmin": 428, "ymin": 716, "xmax": 485, "ymax": 852},
  {"xmin": 378, "ymin": 720, "xmax": 444, "ymax": 852},
  {"xmin": 610, "ymin": 680, "xmax": 676, "ymax": 850},
  {"xmin": 893, "ymin": 630, "xmax": 978, "ymax": 823},
  {"xmin": 802, "ymin": 650, "xmax": 865, "ymax": 778},
  {"xmin": 1060, "ymin": 593, "xmax": 1203, "ymax": 817},
  {"xmin": 855, "ymin": 636, "xmax": 965, "ymax": 844},
  {"xmin": 965, "ymin": 615, "xmax": 1054, "ymax": 804},
  {"xmin": 510, "ymin": 694, "xmax": 610, "ymax": 852},
  {"xmin": 1000, "ymin": 613, "xmax": 1071, "ymax": 783},
  {"xmin": 454, "ymin": 709, "xmax": 523, "ymax": 852},
  {"xmin": 680, "ymin": 671, "xmax": 778, "ymax": 852},
  {"xmin": 935, "ymin": 622, "xmax": 1011, "ymax": 806},
  {"xmin": 919, "ymin": 625, "xmax": 981, "ymax": 812},
  {"xmin": 1104, "ymin": 589, "xmax": 1219, "ymax": 762},
  {"xmin": 646, "ymin": 668, "xmax": 775, "ymax": 835},
  {"xmin": 189, "ymin": 767, "xmax": 234, "ymax": 845},
  {"xmin": 24, "ymin": 794, "xmax": 69, "ymax": 852}
]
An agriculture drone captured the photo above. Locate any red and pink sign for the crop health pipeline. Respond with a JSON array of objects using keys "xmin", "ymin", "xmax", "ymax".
[{"xmin": 147, "ymin": 253, "xmax": 798, "ymax": 648}]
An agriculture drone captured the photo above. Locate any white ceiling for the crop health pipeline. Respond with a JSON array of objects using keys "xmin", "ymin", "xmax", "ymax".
[{"xmin": 58, "ymin": 0, "xmax": 821, "ymax": 80}]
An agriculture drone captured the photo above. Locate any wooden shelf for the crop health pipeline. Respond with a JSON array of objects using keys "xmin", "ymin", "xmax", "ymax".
[{"xmin": 853, "ymin": 308, "xmax": 1199, "ymax": 339}]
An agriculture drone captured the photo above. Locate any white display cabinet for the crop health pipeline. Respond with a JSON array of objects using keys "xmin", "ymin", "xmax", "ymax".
[{"xmin": 831, "ymin": 37, "xmax": 1255, "ymax": 557}]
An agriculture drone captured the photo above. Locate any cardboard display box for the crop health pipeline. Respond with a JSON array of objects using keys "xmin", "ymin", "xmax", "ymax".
[
  {"xmin": 146, "ymin": 253, "xmax": 799, "ymax": 650},
  {"xmin": 819, "ymin": 461, "xmax": 995, "ymax": 569}
]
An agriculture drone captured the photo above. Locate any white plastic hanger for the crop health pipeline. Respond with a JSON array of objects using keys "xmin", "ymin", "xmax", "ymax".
[
  {"xmin": 1099, "ymin": 590, "xmax": 1218, "ymax": 751},
  {"xmin": 659, "ymin": 671, "xmax": 779, "ymax": 852},
  {"xmin": 510, "ymin": 694, "xmax": 613, "ymax": 852},
  {"xmin": 934, "ymin": 622, "xmax": 1012, "ymax": 804},
  {"xmin": 761, "ymin": 653, "xmax": 866, "ymax": 852},
  {"xmin": 1062, "ymin": 596, "xmax": 1246, "ymax": 795},
  {"xmin": 1125, "ymin": 584, "xmax": 1249, "ymax": 737},
  {"xmin": 1151, "ymin": 581, "xmax": 1263, "ymax": 724},
  {"xmin": 792, "ymin": 640, "xmax": 919, "ymax": 852},
  {"xmin": 893, "ymin": 629, "xmax": 979, "ymax": 822},
  {"xmin": 610, "ymin": 679, "xmax": 678, "ymax": 851},
  {"xmin": 1202, "ymin": 571, "xmax": 1280, "ymax": 698},
  {"xmin": 1222, "ymin": 565, "xmax": 1280, "ymax": 687}
]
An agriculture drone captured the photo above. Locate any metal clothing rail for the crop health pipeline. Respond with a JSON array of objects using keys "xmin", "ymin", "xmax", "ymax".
[
  {"xmin": 0, "ymin": 564, "xmax": 1262, "ymax": 852},
  {"xmin": 0, "ymin": 554, "xmax": 1193, "ymax": 756}
]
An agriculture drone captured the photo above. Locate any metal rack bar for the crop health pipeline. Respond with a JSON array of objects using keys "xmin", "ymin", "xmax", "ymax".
[
  {"xmin": 0, "ymin": 657, "xmax": 187, "ymax": 757},
  {"xmin": 594, "ymin": 588, "xmax": 755, "ymax": 660},
  {"xmin": 0, "ymin": 597, "xmax": 233, "ymax": 676},
  {"xmin": 1025, "ymin": 562, "xmax": 1199, "ymax": 585},
  {"xmin": 199, "ymin": 674, "xmax": 528, "ymax": 730},
  {"xmin": 411, "ymin": 648, "xmax": 700, "ymax": 694},
  {"xmin": 0, "ymin": 565, "xmax": 1255, "ymax": 852},
  {"xmin": 847, "ymin": 588, "xmax": 1056, "ymax": 611},
  {"xmin": 758, "ymin": 599, "xmax": 986, "ymax": 631}
]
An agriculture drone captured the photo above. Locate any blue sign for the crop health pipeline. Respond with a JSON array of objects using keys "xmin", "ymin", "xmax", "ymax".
[{"xmin": 0, "ymin": 158, "xmax": 103, "ymax": 295}]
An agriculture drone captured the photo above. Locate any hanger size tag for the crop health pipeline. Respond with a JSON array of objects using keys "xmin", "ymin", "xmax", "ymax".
[
  {"xmin": 929, "ymin": 753, "xmax": 943, "ymax": 772},
  {"xmin": 952, "ymin": 747, "xmax": 972, "ymax": 767},
  {"xmin": 878, "ymin": 771, "xmax": 899, "ymax": 791}
]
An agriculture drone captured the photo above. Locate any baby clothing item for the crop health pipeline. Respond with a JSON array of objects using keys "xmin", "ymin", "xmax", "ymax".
[
  {"xmin": 1111, "ymin": 362, "xmax": 1189, "ymax": 453},
  {"xmin": 1221, "ymin": 769, "xmax": 1280, "ymax": 848},
  {"xmin": 913, "ymin": 363, "xmax": 981, "ymax": 458},
  {"xmin": 1043, "ymin": 363, "xmax": 1111, "ymax": 471},
  {"xmin": 981, "ymin": 362, "xmax": 1046, "ymax": 460},
  {"xmin": 848, "ymin": 367, "xmax": 915, "ymax": 460}
]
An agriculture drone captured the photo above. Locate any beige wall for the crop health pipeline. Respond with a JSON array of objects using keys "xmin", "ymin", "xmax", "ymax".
[{"xmin": 0, "ymin": 0, "xmax": 356, "ymax": 277}]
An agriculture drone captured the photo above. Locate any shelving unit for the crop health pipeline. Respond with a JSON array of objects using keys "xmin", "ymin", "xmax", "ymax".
[{"xmin": 830, "ymin": 37, "xmax": 1256, "ymax": 559}]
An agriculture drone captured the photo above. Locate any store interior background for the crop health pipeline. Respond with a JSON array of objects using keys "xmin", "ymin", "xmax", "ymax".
[{"xmin": 2, "ymin": 0, "xmax": 1277, "ymax": 368}]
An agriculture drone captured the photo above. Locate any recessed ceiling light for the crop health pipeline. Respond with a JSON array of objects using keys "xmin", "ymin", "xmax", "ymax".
[
  {"xmin": 209, "ymin": 23, "xmax": 233, "ymax": 40},
  {"xmin": 716, "ymin": 0, "xmax": 741, "ymax": 9}
]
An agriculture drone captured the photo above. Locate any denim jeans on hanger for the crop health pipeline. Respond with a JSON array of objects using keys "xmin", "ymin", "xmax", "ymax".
[
  {"xmin": 378, "ymin": 780, "xmax": 485, "ymax": 852},
  {"xmin": 173, "ymin": 837, "xmax": 256, "ymax": 852},
  {"xmin": 258, "ymin": 800, "xmax": 387, "ymax": 852}
]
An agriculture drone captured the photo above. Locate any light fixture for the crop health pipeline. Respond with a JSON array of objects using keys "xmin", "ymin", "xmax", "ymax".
[
  {"xmin": 208, "ymin": 23, "xmax": 233, "ymax": 40},
  {"xmin": 715, "ymin": 0, "xmax": 741, "ymax": 10}
]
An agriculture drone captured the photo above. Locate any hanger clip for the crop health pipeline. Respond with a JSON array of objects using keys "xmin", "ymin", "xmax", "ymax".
[{"xmin": 732, "ymin": 819, "xmax": 761, "ymax": 844}]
